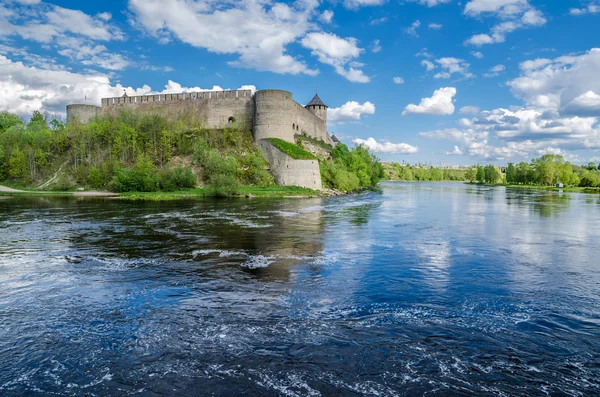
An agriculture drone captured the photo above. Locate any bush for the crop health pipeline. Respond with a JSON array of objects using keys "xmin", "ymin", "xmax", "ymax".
[
  {"xmin": 242, "ymin": 152, "xmax": 274, "ymax": 186},
  {"xmin": 48, "ymin": 174, "xmax": 75, "ymax": 191},
  {"xmin": 156, "ymin": 167, "xmax": 197, "ymax": 191},
  {"xmin": 204, "ymin": 173, "xmax": 240, "ymax": 197},
  {"xmin": 320, "ymin": 160, "xmax": 360, "ymax": 192}
]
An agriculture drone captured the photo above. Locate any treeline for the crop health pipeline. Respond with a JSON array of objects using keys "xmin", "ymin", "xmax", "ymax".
[
  {"xmin": 0, "ymin": 110, "xmax": 383, "ymax": 194},
  {"xmin": 503, "ymin": 155, "xmax": 600, "ymax": 187},
  {"xmin": 383, "ymin": 163, "xmax": 470, "ymax": 182}
]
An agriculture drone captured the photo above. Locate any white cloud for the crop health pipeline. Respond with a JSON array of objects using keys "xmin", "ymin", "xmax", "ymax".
[
  {"xmin": 129, "ymin": 0, "xmax": 319, "ymax": 76},
  {"xmin": 328, "ymin": 101, "xmax": 375, "ymax": 122},
  {"xmin": 301, "ymin": 32, "xmax": 370, "ymax": 82},
  {"xmin": 0, "ymin": 55, "xmax": 254, "ymax": 117},
  {"xmin": 343, "ymin": 0, "xmax": 386, "ymax": 9},
  {"xmin": 433, "ymin": 57, "xmax": 475, "ymax": 79},
  {"xmin": 403, "ymin": 87, "xmax": 457, "ymax": 116},
  {"xmin": 460, "ymin": 106, "xmax": 480, "ymax": 115},
  {"xmin": 371, "ymin": 39, "xmax": 382, "ymax": 53},
  {"xmin": 463, "ymin": 0, "xmax": 546, "ymax": 46},
  {"xmin": 569, "ymin": 4, "xmax": 600, "ymax": 16},
  {"xmin": 446, "ymin": 145, "xmax": 464, "ymax": 155},
  {"xmin": 418, "ymin": 49, "xmax": 600, "ymax": 160},
  {"xmin": 1, "ymin": 1, "xmax": 127, "ymax": 70},
  {"xmin": 471, "ymin": 51, "xmax": 484, "ymax": 59},
  {"xmin": 319, "ymin": 10, "xmax": 334, "ymax": 24},
  {"xmin": 428, "ymin": 23, "xmax": 443, "ymax": 29},
  {"xmin": 393, "ymin": 76, "xmax": 405, "ymax": 84},
  {"xmin": 406, "ymin": 20, "xmax": 421, "ymax": 36},
  {"xmin": 421, "ymin": 60, "xmax": 436, "ymax": 71},
  {"xmin": 407, "ymin": 0, "xmax": 451, "ymax": 6},
  {"xmin": 484, "ymin": 64, "xmax": 506, "ymax": 77},
  {"xmin": 353, "ymin": 137, "xmax": 418, "ymax": 154}
]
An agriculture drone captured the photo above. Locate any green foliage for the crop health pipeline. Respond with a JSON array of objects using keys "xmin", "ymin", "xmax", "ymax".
[
  {"xmin": 48, "ymin": 175, "xmax": 75, "ymax": 191},
  {"xmin": 384, "ymin": 163, "xmax": 471, "ymax": 182},
  {"xmin": 0, "ymin": 112, "xmax": 23, "ymax": 133},
  {"xmin": 9, "ymin": 148, "xmax": 28, "ymax": 182},
  {"xmin": 266, "ymin": 138, "xmax": 317, "ymax": 160},
  {"xmin": 295, "ymin": 133, "xmax": 334, "ymax": 152},
  {"xmin": 320, "ymin": 143, "xmax": 383, "ymax": 191},
  {"xmin": 506, "ymin": 163, "xmax": 516, "ymax": 184},
  {"xmin": 476, "ymin": 166, "xmax": 485, "ymax": 183}
]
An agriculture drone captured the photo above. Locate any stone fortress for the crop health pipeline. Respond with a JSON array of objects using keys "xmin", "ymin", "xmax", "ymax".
[{"xmin": 67, "ymin": 89, "xmax": 335, "ymax": 190}]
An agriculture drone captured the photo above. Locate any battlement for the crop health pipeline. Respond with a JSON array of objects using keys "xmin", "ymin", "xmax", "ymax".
[{"xmin": 101, "ymin": 89, "xmax": 254, "ymax": 107}]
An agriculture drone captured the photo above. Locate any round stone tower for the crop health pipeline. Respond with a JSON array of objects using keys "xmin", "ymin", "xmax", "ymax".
[
  {"xmin": 253, "ymin": 89, "xmax": 296, "ymax": 143},
  {"xmin": 66, "ymin": 104, "xmax": 101, "ymax": 124},
  {"xmin": 305, "ymin": 93, "xmax": 327, "ymax": 122}
]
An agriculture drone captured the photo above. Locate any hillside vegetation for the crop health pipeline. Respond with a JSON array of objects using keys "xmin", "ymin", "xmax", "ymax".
[{"xmin": 0, "ymin": 110, "xmax": 383, "ymax": 195}]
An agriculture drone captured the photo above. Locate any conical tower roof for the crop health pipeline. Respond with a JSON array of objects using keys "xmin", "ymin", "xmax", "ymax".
[{"xmin": 306, "ymin": 93, "xmax": 327, "ymax": 108}]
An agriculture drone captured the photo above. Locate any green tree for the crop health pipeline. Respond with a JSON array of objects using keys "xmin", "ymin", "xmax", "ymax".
[
  {"xmin": 476, "ymin": 166, "xmax": 485, "ymax": 183},
  {"xmin": 9, "ymin": 148, "xmax": 28, "ymax": 182},
  {"xmin": 0, "ymin": 112, "xmax": 23, "ymax": 133},
  {"xmin": 465, "ymin": 167, "xmax": 476, "ymax": 182},
  {"xmin": 506, "ymin": 163, "xmax": 516, "ymax": 184}
]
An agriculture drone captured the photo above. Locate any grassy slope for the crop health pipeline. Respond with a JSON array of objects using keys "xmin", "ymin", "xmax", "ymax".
[{"xmin": 265, "ymin": 138, "xmax": 317, "ymax": 160}]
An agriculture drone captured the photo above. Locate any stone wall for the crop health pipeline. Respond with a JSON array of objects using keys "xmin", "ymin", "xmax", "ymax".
[
  {"xmin": 259, "ymin": 139, "xmax": 323, "ymax": 190},
  {"xmin": 253, "ymin": 90, "xmax": 330, "ymax": 145},
  {"xmin": 101, "ymin": 90, "xmax": 254, "ymax": 130},
  {"xmin": 66, "ymin": 104, "xmax": 101, "ymax": 124}
]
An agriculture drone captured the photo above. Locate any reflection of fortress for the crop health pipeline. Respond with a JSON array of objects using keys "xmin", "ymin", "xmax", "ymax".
[{"xmin": 66, "ymin": 90, "xmax": 332, "ymax": 189}]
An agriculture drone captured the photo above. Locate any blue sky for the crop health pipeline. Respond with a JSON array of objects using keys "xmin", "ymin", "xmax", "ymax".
[{"xmin": 1, "ymin": 0, "xmax": 600, "ymax": 165}]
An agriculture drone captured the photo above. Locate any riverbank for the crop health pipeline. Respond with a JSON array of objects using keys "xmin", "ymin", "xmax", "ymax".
[
  {"xmin": 0, "ymin": 184, "xmax": 322, "ymax": 200},
  {"xmin": 470, "ymin": 182, "xmax": 600, "ymax": 194}
]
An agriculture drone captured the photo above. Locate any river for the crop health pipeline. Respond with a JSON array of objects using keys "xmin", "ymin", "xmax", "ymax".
[{"xmin": 1, "ymin": 182, "xmax": 599, "ymax": 396}]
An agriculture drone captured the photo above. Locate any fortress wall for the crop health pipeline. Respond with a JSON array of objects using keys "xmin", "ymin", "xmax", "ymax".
[
  {"xmin": 253, "ymin": 90, "xmax": 331, "ymax": 145},
  {"xmin": 253, "ymin": 90, "xmax": 297, "ymax": 142},
  {"xmin": 259, "ymin": 139, "xmax": 323, "ymax": 190},
  {"xmin": 101, "ymin": 90, "xmax": 254, "ymax": 130},
  {"xmin": 290, "ymin": 102, "xmax": 331, "ymax": 145},
  {"xmin": 66, "ymin": 104, "xmax": 101, "ymax": 124}
]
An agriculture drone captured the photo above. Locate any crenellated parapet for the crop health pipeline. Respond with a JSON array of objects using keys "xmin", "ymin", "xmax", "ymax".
[{"xmin": 101, "ymin": 90, "xmax": 254, "ymax": 107}]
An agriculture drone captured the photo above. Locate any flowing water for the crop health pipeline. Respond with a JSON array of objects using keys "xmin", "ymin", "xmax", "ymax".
[{"xmin": 1, "ymin": 182, "xmax": 599, "ymax": 396}]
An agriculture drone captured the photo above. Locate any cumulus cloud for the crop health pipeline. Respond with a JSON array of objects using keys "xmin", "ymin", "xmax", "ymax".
[
  {"xmin": 1, "ymin": 1, "xmax": 127, "ymax": 70},
  {"xmin": 403, "ymin": 87, "xmax": 457, "ymax": 116},
  {"xmin": 463, "ymin": 0, "xmax": 546, "ymax": 46},
  {"xmin": 418, "ymin": 48, "xmax": 600, "ymax": 160},
  {"xmin": 446, "ymin": 145, "xmax": 464, "ymax": 155},
  {"xmin": 471, "ymin": 51, "xmax": 484, "ymax": 59},
  {"xmin": 484, "ymin": 64, "xmax": 506, "ymax": 77},
  {"xmin": 328, "ymin": 101, "xmax": 376, "ymax": 122},
  {"xmin": 129, "ymin": 0, "xmax": 319, "ymax": 76},
  {"xmin": 301, "ymin": 32, "xmax": 370, "ymax": 82},
  {"xmin": 393, "ymin": 76, "xmax": 405, "ymax": 84},
  {"xmin": 428, "ymin": 23, "xmax": 443, "ymax": 29},
  {"xmin": 353, "ymin": 137, "xmax": 418, "ymax": 154},
  {"xmin": 433, "ymin": 58, "xmax": 475, "ymax": 79},
  {"xmin": 421, "ymin": 60, "xmax": 436, "ymax": 71},
  {"xmin": 0, "ymin": 55, "xmax": 252, "ymax": 117}
]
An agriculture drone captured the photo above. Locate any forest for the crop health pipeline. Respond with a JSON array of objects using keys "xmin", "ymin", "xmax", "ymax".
[{"xmin": 0, "ymin": 111, "xmax": 383, "ymax": 195}]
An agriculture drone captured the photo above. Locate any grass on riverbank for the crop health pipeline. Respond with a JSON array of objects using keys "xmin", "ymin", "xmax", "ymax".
[
  {"xmin": 0, "ymin": 185, "xmax": 319, "ymax": 200},
  {"xmin": 117, "ymin": 185, "xmax": 319, "ymax": 200}
]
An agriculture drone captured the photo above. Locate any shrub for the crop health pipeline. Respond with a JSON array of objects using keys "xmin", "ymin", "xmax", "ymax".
[
  {"xmin": 49, "ymin": 175, "xmax": 75, "ymax": 191},
  {"xmin": 204, "ymin": 173, "xmax": 240, "ymax": 197},
  {"xmin": 156, "ymin": 167, "xmax": 197, "ymax": 191}
]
